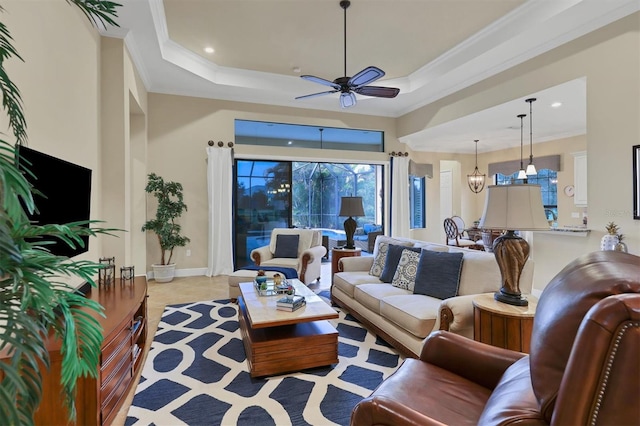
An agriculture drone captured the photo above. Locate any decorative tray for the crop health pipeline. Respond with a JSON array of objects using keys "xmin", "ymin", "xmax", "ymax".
[{"xmin": 254, "ymin": 279, "xmax": 293, "ymax": 297}]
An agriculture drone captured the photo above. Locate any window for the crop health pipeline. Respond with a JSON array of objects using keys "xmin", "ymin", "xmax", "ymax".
[
  {"xmin": 495, "ymin": 169, "xmax": 558, "ymax": 224},
  {"xmin": 234, "ymin": 119, "xmax": 384, "ymax": 152},
  {"xmin": 410, "ymin": 176, "xmax": 425, "ymax": 229}
]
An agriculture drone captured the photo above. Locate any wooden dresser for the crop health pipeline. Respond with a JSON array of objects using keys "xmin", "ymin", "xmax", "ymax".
[{"xmin": 30, "ymin": 277, "xmax": 148, "ymax": 425}]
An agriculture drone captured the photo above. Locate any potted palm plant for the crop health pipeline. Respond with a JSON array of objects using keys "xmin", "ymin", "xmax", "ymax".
[
  {"xmin": 0, "ymin": 1, "xmax": 121, "ymax": 424},
  {"xmin": 141, "ymin": 173, "xmax": 190, "ymax": 282}
]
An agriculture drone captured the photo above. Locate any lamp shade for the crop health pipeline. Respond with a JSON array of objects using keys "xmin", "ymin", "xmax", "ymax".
[
  {"xmin": 479, "ymin": 185, "xmax": 549, "ymax": 231},
  {"xmin": 339, "ymin": 196, "xmax": 365, "ymax": 217}
]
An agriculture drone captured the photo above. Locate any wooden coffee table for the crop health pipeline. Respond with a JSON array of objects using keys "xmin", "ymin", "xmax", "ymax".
[{"xmin": 238, "ymin": 279, "xmax": 339, "ymax": 377}]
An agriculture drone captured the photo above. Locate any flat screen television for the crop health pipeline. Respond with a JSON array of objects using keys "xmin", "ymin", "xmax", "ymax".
[{"xmin": 16, "ymin": 145, "xmax": 92, "ymax": 258}]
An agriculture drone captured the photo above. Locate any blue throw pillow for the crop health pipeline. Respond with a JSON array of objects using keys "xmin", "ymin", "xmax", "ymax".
[
  {"xmin": 274, "ymin": 234, "xmax": 299, "ymax": 258},
  {"xmin": 363, "ymin": 223, "xmax": 382, "ymax": 234},
  {"xmin": 380, "ymin": 244, "xmax": 421, "ymax": 283},
  {"xmin": 414, "ymin": 250, "xmax": 464, "ymax": 299}
]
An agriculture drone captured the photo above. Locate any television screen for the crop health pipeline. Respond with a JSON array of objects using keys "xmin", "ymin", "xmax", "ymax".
[{"xmin": 16, "ymin": 145, "xmax": 92, "ymax": 258}]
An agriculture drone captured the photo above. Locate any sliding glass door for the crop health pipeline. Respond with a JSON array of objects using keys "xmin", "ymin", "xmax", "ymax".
[
  {"xmin": 234, "ymin": 160, "xmax": 292, "ymax": 267},
  {"xmin": 234, "ymin": 160, "xmax": 383, "ymax": 268}
]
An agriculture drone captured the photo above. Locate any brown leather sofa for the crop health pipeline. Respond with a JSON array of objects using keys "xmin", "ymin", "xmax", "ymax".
[{"xmin": 351, "ymin": 251, "xmax": 640, "ymax": 425}]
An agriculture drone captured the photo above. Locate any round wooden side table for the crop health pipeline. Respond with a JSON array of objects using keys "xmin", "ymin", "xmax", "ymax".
[
  {"xmin": 473, "ymin": 293, "xmax": 537, "ymax": 353},
  {"xmin": 331, "ymin": 247, "xmax": 361, "ymax": 282}
]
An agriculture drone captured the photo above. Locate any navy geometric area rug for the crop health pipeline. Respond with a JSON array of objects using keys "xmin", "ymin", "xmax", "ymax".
[{"xmin": 125, "ymin": 297, "xmax": 403, "ymax": 426}]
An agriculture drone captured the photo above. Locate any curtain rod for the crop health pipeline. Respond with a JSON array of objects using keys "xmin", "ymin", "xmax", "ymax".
[
  {"xmin": 208, "ymin": 140, "xmax": 234, "ymax": 147},
  {"xmin": 389, "ymin": 151, "xmax": 408, "ymax": 157}
]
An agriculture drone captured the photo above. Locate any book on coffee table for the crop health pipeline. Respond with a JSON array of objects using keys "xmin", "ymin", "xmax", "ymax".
[{"xmin": 276, "ymin": 295, "xmax": 306, "ymax": 312}]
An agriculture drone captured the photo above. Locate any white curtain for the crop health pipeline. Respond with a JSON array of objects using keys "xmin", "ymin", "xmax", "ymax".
[
  {"xmin": 391, "ymin": 156, "xmax": 410, "ymax": 238},
  {"xmin": 206, "ymin": 147, "xmax": 234, "ymax": 276}
]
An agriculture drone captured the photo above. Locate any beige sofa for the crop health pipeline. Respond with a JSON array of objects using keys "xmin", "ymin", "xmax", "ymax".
[
  {"xmin": 250, "ymin": 228, "xmax": 326, "ymax": 285},
  {"xmin": 331, "ymin": 235, "xmax": 534, "ymax": 358}
]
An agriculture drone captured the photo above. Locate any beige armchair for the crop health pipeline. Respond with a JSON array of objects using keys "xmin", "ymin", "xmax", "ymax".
[{"xmin": 250, "ymin": 228, "xmax": 326, "ymax": 285}]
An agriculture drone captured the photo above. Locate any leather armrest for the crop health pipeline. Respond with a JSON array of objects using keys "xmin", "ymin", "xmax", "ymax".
[
  {"xmin": 338, "ymin": 256, "xmax": 374, "ymax": 272},
  {"xmin": 250, "ymin": 246, "xmax": 273, "ymax": 265},
  {"xmin": 420, "ymin": 331, "xmax": 526, "ymax": 390}
]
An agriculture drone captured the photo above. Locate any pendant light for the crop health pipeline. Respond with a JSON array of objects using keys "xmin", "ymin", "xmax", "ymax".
[
  {"xmin": 467, "ymin": 139, "xmax": 486, "ymax": 193},
  {"xmin": 525, "ymin": 97, "xmax": 537, "ymax": 175},
  {"xmin": 517, "ymin": 114, "xmax": 527, "ymax": 180}
]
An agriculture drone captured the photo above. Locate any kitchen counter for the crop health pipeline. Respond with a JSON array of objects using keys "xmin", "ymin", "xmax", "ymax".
[{"xmin": 539, "ymin": 227, "xmax": 590, "ymax": 237}]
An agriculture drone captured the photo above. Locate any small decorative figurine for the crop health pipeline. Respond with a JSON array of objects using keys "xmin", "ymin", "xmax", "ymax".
[{"xmin": 273, "ymin": 273, "xmax": 282, "ymax": 286}]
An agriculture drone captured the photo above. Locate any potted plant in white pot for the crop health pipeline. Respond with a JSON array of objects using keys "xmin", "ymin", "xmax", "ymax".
[{"xmin": 142, "ymin": 173, "xmax": 190, "ymax": 282}]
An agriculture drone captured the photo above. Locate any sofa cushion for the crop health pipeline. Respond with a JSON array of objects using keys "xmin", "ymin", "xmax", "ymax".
[
  {"xmin": 380, "ymin": 245, "xmax": 422, "ymax": 283},
  {"xmin": 414, "ymin": 250, "xmax": 464, "ymax": 299},
  {"xmin": 354, "ymin": 283, "xmax": 408, "ymax": 314},
  {"xmin": 448, "ymin": 248, "xmax": 504, "ymax": 296},
  {"xmin": 391, "ymin": 249, "xmax": 422, "ymax": 291},
  {"xmin": 273, "ymin": 234, "xmax": 299, "ymax": 258},
  {"xmin": 260, "ymin": 258, "xmax": 298, "ymax": 269},
  {"xmin": 370, "ymin": 236, "xmax": 414, "ymax": 277},
  {"xmin": 380, "ymin": 295, "xmax": 441, "ymax": 338},
  {"xmin": 413, "ymin": 242, "xmax": 450, "ymax": 252},
  {"xmin": 333, "ymin": 271, "xmax": 378, "ymax": 298}
]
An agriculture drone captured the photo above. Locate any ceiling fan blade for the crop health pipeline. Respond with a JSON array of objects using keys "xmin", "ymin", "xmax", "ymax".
[
  {"xmin": 295, "ymin": 90, "xmax": 339, "ymax": 100},
  {"xmin": 348, "ymin": 66, "xmax": 385, "ymax": 88},
  {"xmin": 300, "ymin": 75, "xmax": 341, "ymax": 90},
  {"xmin": 354, "ymin": 85, "xmax": 400, "ymax": 98}
]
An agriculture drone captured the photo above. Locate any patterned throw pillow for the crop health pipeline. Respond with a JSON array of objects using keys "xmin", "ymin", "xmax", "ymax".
[
  {"xmin": 369, "ymin": 242, "xmax": 390, "ymax": 277},
  {"xmin": 380, "ymin": 244, "xmax": 422, "ymax": 283},
  {"xmin": 391, "ymin": 249, "xmax": 422, "ymax": 291}
]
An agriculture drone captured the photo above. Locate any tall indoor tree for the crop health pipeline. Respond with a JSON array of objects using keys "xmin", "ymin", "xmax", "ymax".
[{"xmin": 0, "ymin": 1, "xmax": 121, "ymax": 424}]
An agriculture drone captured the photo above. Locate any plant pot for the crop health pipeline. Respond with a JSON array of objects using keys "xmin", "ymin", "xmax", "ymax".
[{"xmin": 152, "ymin": 263, "xmax": 176, "ymax": 283}]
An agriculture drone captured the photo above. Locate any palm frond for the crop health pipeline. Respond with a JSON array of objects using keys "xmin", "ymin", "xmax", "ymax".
[{"xmin": 66, "ymin": 0, "xmax": 121, "ymax": 28}]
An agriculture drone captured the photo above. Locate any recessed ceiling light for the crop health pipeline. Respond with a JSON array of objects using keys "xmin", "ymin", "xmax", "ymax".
[
  {"xmin": 204, "ymin": 47, "xmax": 214, "ymax": 54},
  {"xmin": 551, "ymin": 102, "xmax": 562, "ymax": 108},
  {"xmin": 292, "ymin": 67, "xmax": 301, "ymax": 73}
]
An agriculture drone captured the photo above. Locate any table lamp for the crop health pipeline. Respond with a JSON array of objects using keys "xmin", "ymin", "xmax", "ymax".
[
  {"xmin": 479, "ymin": 185, "xmax": 549, "ymax": 306},
  {"xmin": 339, "ymin": 196, "xmax": 365, "ymax": 249}
]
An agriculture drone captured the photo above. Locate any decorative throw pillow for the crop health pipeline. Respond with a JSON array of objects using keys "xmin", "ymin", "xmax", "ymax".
[
  {"xmin": 380, "ymin": 245, "xmax": 422, "ymax": 283},
  {"xmin": 370, "ymin": 236, "xmax": 413, "ymax": 277},
  {"xmin": 414, "ymin": 250, "xmax": 464, "ymax": 299},
  {"xmin": 391, "ymin": 249, "xmax": 422, "ymax": 291},
  {"xmin": 274, "ymin": 234, "xmax": 299, "ymax": 258},
  {"xmin": 369, "ymin": 241, "xmax": 390, "ymax": 277}
]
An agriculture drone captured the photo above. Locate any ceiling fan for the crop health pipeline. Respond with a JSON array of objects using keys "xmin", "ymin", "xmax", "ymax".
[{"xmin": 295, "ymin": 0, "xmax": 400, "ymax": 109}]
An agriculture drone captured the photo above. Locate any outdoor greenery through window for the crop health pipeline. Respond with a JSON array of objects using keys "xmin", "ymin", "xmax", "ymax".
[
  {"xmin": 410, "ymin": 176, "xmax": 425, "ymax": 228},
  {"xmin": 496, "ymin": 169, "xmax": 558, "ymax": 224},
  {"xmin": 234, "ymin": 159, "xmax": 383, "ymax": 267}
]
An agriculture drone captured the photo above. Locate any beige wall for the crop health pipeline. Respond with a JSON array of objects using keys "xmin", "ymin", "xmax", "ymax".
[
  {"xmin": 147, "ymin": 94, "xmax": 399, "ymax": 271},
  {"xmin": 3, "ymin": 1, "xmax": 104, "ymax": 281},
  {"xmin": 399, "ymin": 13, "xmax": 640, "ymax": 292},
  {"xmin": 3, "ymin": 1, "xmax": 148, "ymax": 281}
]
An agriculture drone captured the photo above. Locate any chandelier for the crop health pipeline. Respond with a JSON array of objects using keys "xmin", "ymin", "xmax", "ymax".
[{"xmin": 467, "ymin": 139, "xmax": 486, "ymax": 193}]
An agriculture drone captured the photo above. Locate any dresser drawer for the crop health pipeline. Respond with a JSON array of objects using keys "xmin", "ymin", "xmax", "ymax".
[{"xmin": 101, "ymin": 319, "xmax": 132, "ymax": 365}]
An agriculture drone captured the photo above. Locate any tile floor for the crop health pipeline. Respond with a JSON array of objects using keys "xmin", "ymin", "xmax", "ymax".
[{"xmin": 111, "ymin": 262, "xmax": 333, "ymax": 425}]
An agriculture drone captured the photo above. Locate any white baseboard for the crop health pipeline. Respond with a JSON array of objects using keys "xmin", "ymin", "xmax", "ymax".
[{"xmin": 146, "ymin": 267, "xmax": 209, "ymax": 281}]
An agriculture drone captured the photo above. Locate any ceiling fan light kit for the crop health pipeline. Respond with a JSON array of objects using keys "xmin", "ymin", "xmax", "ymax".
[{"xmin": 295, "ymin": 0, "xmax": 399, "ymax": 108}]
